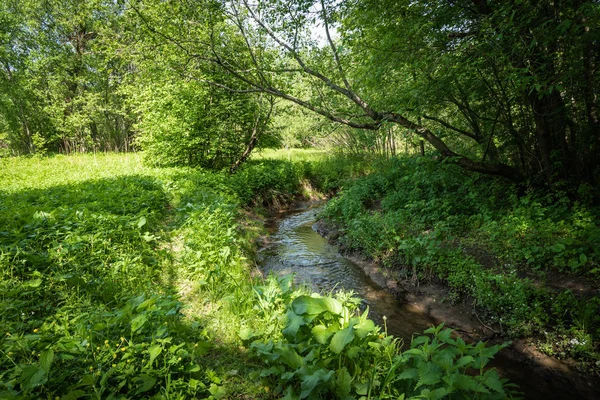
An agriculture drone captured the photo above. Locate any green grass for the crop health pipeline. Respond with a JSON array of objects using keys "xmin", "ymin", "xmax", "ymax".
[
  {"xmin": 252, "ymin": 148, "xmax": 328, "ymax": 162},
  {"xmin": 0, "ymin": 153, "xmax": 274, "ymax": 398},
  {"xmin": 0, "ymin": 151, "xmax": 517, "ymax": 399}
]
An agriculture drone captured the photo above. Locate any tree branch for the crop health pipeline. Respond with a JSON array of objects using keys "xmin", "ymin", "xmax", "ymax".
[{"xmin": 422, "ymin": 114, "xmax": 478, "ymax": 141}]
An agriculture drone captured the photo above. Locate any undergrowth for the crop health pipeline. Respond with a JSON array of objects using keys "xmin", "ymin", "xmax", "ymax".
[
  {"xmin": 321, "ymin": 156, "xmax": 600, "ymax": 371},
  {"xmin": 0, "ymin": 152, "xmax": 518, "ymax": 398}
]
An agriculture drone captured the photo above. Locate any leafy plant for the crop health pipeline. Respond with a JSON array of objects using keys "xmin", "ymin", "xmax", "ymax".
[{"xmin": 250, "ymin": 291, "xmax": 516, "ymax": 399}]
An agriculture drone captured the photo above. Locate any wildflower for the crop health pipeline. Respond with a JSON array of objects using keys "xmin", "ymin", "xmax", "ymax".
[
  {"xmin": 120, "ymin": 337, "xmax": 125, "ymax": 342},
  {"xmin": 112, "ymin": 364, "xmax": 116, "ymax": 368},
  {"xmin": 33, "ymin": 328, "xmax": 39, "ymax": 333},
  {"xmin": 121, "ymin": 347, "xmax": 127, "ymax": 351}
]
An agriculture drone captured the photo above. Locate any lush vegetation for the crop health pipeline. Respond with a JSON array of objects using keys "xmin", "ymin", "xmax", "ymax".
[
  {"xmin": 0, "ymin": 153, "xmax": 519, "ymax": 398},
  {"xmin": 321, "ymin": 156, "xmax": 600, "ymax": 370},
  {"xmin": 3, "ymin": 1, "xmax": 599, "ymax": 189},
  {"xmin": 2, "ymin": 0, "xmax": 599, "ymax": 397}
]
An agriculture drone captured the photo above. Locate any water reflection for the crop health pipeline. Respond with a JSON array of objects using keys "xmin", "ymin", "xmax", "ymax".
[{"xmin": 259, "ymin": 206, "xmax": 438, "ymax": 340}]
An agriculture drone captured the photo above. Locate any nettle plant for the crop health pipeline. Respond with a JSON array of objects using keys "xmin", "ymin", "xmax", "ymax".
[{"xmin": 250, "ymin": 293, "xmax": 518, "ymax": 399}]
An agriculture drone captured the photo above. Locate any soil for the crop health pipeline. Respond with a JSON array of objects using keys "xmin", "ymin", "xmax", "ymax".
[{"xmin": 313, "ymin": 218, "xmax": 600, "ymax": 400}]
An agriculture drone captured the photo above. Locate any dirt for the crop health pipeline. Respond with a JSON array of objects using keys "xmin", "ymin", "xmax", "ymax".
[{"xmin": 313, "ymin": 218, "xmax": 600, "ymax": 400}]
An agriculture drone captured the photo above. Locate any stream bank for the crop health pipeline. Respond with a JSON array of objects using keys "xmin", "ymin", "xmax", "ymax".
[{"xmin": 258, "ymin": 201, "xmax": 600, "ymax": 400}]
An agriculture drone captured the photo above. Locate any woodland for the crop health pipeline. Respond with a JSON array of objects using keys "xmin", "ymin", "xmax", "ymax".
[{"xmin": 1, "ymin": 0, "xmax": 599, "ymax": 399}]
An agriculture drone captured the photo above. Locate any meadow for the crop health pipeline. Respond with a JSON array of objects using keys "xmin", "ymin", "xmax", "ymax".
[{"xmin": 0, "ymin": 152, "xmax": 516, "ymax": 399}]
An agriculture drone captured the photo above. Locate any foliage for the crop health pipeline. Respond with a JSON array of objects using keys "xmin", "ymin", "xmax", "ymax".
[
  {"xmin": 0, "ymin": 0, "xmax": 135, "ymax": 154},
  {"xmin": 4, "ymin": 0, "xmax": 599, "ymax": 190},
  {"xmin": 128, "ymin": 59, "xmax": 275, "ymax": 170},
  {"xmin": 0, "ymin": 152, "xmax": 520, "ymax": 398},
  {"xmin": 0, "ymin": 154, "xmax": 216, "ymax": 398},
  {"xmin": 321, "ymin": 155, "xmax": 600, "ymax": 361},
  {"xmin": 249, "ymin": 289, "xmax": 515, "ymax": 399}
]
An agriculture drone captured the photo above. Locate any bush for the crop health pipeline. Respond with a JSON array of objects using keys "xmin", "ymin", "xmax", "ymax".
[{"xmin": 320, "ymin": 155, "xmax": 600, "ymax": 348}]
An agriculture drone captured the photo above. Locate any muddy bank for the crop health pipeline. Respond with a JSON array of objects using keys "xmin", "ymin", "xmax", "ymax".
[{"xmin": 313, "ymin": 218, "xmax": 600, "ymax": 400}]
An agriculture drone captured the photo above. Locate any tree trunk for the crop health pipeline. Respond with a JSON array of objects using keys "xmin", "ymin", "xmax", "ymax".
[
  {"xmin": 230, "ymin": 97, "xmax": 273, "ymax": 174},
  {"xmin": 528, "ymin": 89, "xmax": 570, "ymax": 182}
]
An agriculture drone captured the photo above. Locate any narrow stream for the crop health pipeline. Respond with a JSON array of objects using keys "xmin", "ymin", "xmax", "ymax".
[
  {"xmin": 259, "ymin": 205, "xmax": 435, "ymax": 339},
  {"xmin": 258, "ymin": 204, "xmax": 599, "ymax": 400}
]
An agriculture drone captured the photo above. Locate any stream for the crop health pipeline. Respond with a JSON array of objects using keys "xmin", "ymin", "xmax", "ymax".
[{"xmin": 257, "ymin": 203, "xmax": 599, "ymax": 400}]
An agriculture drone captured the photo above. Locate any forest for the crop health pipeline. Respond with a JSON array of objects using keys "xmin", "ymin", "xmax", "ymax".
[{"xmin": 1, "ymin": 0, "xmax": 599, "ymax": 399}]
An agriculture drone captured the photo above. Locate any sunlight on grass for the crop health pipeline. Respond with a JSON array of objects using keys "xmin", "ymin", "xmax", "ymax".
[
  {"xmin": 0, "ymin": 152, "xmax": 519, "ymax": 398},
  {"xmin": 252, "ymin": 147, "xmax": 328, "ymax": 162},
  {"xmin": 0, "ymin": 152, "xmax": 149, "ymax": 192}
]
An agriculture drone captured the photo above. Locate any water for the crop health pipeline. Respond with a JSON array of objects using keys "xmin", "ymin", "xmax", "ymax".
[
  {"xmin": 259, "ymin": 206, "xmax": 435, "ymax": 339},
  {"xmin": 258, "ymin": 204, "xmax": 600, "ymax": 400}
]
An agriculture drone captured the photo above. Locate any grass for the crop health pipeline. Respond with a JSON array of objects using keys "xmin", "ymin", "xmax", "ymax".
[
  {"xmin": 0, "ymin": 152, "xmax": 266, "ymax": 398},
  {"xmin": 252, "ymin": 148, "xmax": 328, "ymax": 163},
  {"xmin": 0, "ymin": 150, "xmax": 351, "ymax": 398},
  {"xmin": 0, "ymin": 151, "xmax": 518, "ymax": 399}
]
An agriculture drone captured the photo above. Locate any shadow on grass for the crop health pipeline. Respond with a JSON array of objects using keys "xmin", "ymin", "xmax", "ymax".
[{"xmin": 0, "ymin": 174, "xmax": 265, "ymax": 398}]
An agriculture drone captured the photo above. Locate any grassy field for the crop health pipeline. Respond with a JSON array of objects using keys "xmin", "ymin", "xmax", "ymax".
[
  {"xmin": 0, "ymin": 152, "xmax": 516, "ymax": 399},
  {"xmin": 0, "ymin": 152, "xmax": 283, "ymax": 398}
]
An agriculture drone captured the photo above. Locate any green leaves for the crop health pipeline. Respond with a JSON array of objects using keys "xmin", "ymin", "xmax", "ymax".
[
  {"xmin": 311, "ymin": 324, "xmax": 335, "ymax": 344},
  {"xmin": 335, "ymin": 367, "xmax": 352, "ymax": 398},
  {"xmin": 134, "ymin": 374, "xmax": 157, "ymax": 395},
  {"xmin": 291, "ymin": 295, "xmax": 343, "ymax": 316},
  {"xmin": 147, "ymin": 344, "xmax": 162, "ymax": 367},
  {"xmin": 252, "ymin": 280, "xmax": 514, "ymax": 400},
  {"xmin": 354, "ymin": 318, "xmax": 375, "ymax": 338},
  {"xmin": 282, "ymin": 309, "xmax": 307, "ymax": 339},
  {"xmin": 131, "ymin": 313, "xmax": 148, "ymax": 333},
  {"xmin": 19, "ymin": 365, "xmax": 47, "ymax": 390},
  {"xmin": 330, "ymin": 324, "xmax": 355, "ymax": 354},
  {"xmin": 137, "ymin": 216, "xmax": 147, "ymax": 229},
  {"xmin": 276, "ymin": 346, "xmax": 304, "ymax": 370},
  {"xmin": 39, "ymin": 349, "xmax": 54, "ymax": 373},
  {"xmin": 300, "ymin": 369, "xmax": 333, "ymax": 398}
]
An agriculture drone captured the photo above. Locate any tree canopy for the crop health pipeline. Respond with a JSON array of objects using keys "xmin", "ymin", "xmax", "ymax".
[{"xmin": 1, "ymin": 0, "xmax": 598, "ymax": 185}]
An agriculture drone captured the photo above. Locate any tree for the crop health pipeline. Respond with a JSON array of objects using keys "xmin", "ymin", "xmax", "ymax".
[
  {"xmin": 134, "ymin": 0, "xmax": 598, "ymax": 185},
  {"xmin": 0, "ymin": 0, "xmax": 135, "ymax": 154},
  {"xmin": 128, "ymin": 0, "xmax": 276, "ymax": 170}
]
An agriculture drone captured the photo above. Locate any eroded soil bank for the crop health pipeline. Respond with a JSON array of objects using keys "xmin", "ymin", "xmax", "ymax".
[{"xmin": 259, "ymin": 201, "xmax": 600, "ymax": 399}]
